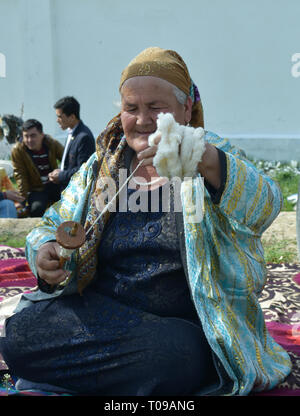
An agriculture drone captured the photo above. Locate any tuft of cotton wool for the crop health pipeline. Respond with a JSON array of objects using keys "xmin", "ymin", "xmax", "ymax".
[
  {"xmin": 180, "ymin": 125, "xmax": 205, "ymax": 178},
  {"xmin": 149, "ymin": 113, "xmax": 184, "ymax": 179},
  {"xmin": 148, "ymin": 113, "xmax": 205, "ymax": 180}
]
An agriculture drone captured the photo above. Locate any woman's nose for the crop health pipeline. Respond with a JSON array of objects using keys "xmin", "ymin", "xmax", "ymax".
[{"xmin": 136, "ymin": 109, "xmax": 152, "ymax": 125}]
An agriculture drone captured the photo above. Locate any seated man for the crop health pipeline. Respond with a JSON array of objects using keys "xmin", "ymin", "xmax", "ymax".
[
  {"xmin": 11, "ymin": 119, "xmax": 64, "ymax": 217},
  {"xmin": 49, "ymin": 96, "xmax": 95, "ymax": 190}
]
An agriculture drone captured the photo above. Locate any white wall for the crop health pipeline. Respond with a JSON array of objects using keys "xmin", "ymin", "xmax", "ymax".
[{"xmin": 1, "ymin": 0, "xmax": 300, "ymax": 160}]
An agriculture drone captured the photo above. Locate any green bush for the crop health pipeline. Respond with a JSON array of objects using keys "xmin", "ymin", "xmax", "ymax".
[{"xmin": 251, "ymin": 160, "xmax": 299, "ymax": 212}]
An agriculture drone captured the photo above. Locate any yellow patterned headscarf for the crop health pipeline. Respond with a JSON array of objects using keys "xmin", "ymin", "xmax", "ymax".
[{"xmin": 119, "ymin": 47, "xmax": 204, "ymax": 128}]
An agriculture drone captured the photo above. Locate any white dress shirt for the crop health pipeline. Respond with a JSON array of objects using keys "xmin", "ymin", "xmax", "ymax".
[{"xmin": 60, "ymin": 125, "xmax": 77, "ymax": 170}]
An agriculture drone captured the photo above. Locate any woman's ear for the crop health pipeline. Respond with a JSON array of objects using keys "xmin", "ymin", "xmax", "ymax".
[{"xmin": 184, "ymin": 96, "xmax": 193, "ymax": 125}]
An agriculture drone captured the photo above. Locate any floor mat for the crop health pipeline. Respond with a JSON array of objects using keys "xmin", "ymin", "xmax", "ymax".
[
  {"xmin": 254, "ymin": 263, "xmax": 300, "ymax": 395},
  {"xmin": 0, "ymin": 245, "xmax": 37, "ymax": 373}
]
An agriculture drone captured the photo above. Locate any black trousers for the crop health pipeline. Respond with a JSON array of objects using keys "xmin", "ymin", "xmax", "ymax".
[{"xmin": 27, "ymin": 182, "xmax": 61, "ymax": 217}]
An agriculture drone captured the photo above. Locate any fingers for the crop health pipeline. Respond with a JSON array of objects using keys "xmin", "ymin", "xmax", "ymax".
[
  {"xmin": 38, "ymin": 267, "xmax": 70, "ymax": 286},
  {"xmin": 36, "ymin": 242, "xmax": 70, "ymax": 286},
  {"xmin": 6, "ymin": 190, "xmax": 24, "ymax": 202},
  {"xmin": 15, "ymin": 194, "xmax": 25, "ymax": 202},
  {"xmin": 137, "ymin": 147, "xmax": 157, "ymax": 166},
  {"xmin": 137, "ymin": 135, "xmax": 161, "ymax": 166},
  {"xmin": 48, "ymin": 169, "xmax": 61, "ymax": 184},
  {"xmin": 48, "ymin": 176, "xmax": 58, "ymax": 184}
]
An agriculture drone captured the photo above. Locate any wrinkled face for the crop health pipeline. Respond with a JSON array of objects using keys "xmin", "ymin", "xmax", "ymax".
[
  {"xmin": 22, "ymin": 127, "xmax": 44, "ymax": 152},
  {"xmin": 55, "ymin": 108, "xmax": 75, "ymax": 130},
  {"xmin": 120, "ymin": 76, "xmax": 192, "ymax": 154}
]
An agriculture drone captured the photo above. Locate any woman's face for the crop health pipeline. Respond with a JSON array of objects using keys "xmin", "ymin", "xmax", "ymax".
[{"xmin": 120, "ymin": 76, "xmax": 192, "ymax": 154}]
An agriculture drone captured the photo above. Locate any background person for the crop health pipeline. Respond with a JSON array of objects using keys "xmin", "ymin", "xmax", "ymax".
[
  {"xmin": 0, "ymin": 190, "xmax": 24, "ymax": 218},
  {"xmin": 49, "ymin": 96, "xmax": 95, "ymax": 190},
  {"xmin": 0, "ymin": 166, "xmax": 24, "ymax": 217},
  {"xmin": 11, "ymin": 119, "xmax": 64, "ymax": 217}
]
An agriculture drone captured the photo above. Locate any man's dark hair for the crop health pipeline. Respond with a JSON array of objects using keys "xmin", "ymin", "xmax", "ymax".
[
  {"xmin": 54, "ymin": 96, "xmax": 80, "ymax": 119},
  {"xmin": 22, "ymin": 119, "xmax": 43, "ymax": 133}
]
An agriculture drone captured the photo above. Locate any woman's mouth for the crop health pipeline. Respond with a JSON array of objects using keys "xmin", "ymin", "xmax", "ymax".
[{"xmin": 137, "ymin": 131, "xmax": 155, "ymax": 136}]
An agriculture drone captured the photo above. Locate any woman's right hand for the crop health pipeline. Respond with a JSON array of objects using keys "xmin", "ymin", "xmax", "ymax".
[
  {"xmin": 36, "ymin": 241, "xmax": 70, "ymax": 286},
  {"xmin": 137, "ymin": 133, "xmax": 161, "ymax": 166}
]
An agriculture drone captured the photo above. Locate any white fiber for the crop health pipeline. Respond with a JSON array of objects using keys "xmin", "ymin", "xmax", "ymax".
[
  {"xmin": 148, "ymin": 113, "xmax": 205, "ymax": 180},
  {"xmin": 180, "ymin": 125, "xmax": 206, "ymax": 178},
  {"xmin": 149, "ymin": 113, "xmax": 183, "ymax": 178}
]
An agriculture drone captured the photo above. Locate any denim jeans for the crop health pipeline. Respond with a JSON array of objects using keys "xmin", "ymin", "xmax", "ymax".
[{"xmin": 0, "ymin": 199, "xmax": 17, "ymax": 218}]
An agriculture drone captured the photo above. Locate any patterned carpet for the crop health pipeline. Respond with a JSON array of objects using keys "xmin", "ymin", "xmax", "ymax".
[
  {"xmin": 254, "ymin": 263, "xmax": 300, "ymax": 395},
  {"xmin": 0, "ymin": 245, "xmax": 299, "ymax": 396}
]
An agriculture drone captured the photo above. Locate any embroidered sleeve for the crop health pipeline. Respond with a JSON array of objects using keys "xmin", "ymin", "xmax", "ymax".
[
  {"xmin": 203, "ymin": 132, "xmax": 282, "ymax": 235},
  {"xmin": 218, "ymin": 152, "xmax": 282, "ymax": 234}
]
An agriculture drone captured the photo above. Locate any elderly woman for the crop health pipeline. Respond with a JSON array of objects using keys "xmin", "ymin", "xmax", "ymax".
[{"xmin": 0, "ymin": 47, "xmax": 291, "ymax": 395}]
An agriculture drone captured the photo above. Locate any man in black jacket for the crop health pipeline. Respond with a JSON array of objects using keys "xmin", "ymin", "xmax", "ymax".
[{"xmin": 49, "ymin": 96, "xmax": 95, "ymax": 190}]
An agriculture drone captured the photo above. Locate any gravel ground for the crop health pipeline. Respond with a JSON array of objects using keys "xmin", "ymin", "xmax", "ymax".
[
  {"xmin": 0, "ymin": 218, "xmax": 41, "ymax": 237},
  {"xmin": 262, "ymin": 211, "xmax": 296, "ymax": 242}
]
